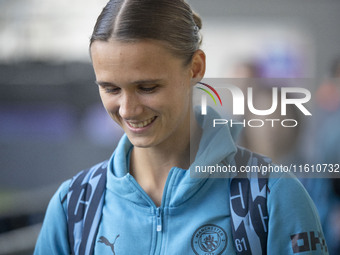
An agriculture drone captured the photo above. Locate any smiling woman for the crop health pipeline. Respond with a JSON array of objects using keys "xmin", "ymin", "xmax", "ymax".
[
  {"xmin": 91, "ymin": 39, "xmax": 203, "ymax": 152},
  {"xmin": 34, "ymin": 0, "xmax": 329, "ymax": 255}
]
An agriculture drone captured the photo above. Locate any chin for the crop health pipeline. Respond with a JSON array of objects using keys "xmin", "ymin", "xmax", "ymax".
[{"xmin": 127, "ymin": 136, "xmax": 156, "ymax": 148}]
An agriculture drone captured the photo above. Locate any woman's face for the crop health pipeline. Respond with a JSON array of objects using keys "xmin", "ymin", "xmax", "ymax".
[{"xmin": 91, "ymin": 39, "xmax": 201, "ymax": 149}]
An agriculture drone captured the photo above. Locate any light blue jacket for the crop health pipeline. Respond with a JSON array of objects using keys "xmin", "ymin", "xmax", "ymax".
[{"xmin": 34, "ymin": 112, "xmax": 328, "ymax": 254}]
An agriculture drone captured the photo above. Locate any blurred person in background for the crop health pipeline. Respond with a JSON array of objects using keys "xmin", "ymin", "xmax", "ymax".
[
  {"xmin": 308, "ymin": 57, "xmax": 340, "ymax": 254},
  {"xmin": 316, "ymin": 57, "xmax": 340, "ymax": 112},
  {"xmin": 34, "ymin": 0, "xmax": 328, "ymax": 254},
  {"xmin": 232, "ymin": 60, "xmax": 302, "ymax": 164}
]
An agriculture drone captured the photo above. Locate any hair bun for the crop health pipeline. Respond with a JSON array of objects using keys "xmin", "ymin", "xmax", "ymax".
[{"xmin": 192, "ymin": 11, "xmax": 202, "ymax": 30}]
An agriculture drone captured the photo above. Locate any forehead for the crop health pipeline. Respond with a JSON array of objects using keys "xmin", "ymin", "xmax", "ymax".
[
  {"xmin": 91, "ymin": 39, "xmax": 172, "ymax": 61},
  {"xmin": 90, "ymin": 39, "xmax": 185, "ymax": 83}
]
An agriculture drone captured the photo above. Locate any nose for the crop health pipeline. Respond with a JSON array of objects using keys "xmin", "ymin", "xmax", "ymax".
[{"xmin": 118, "ymin": 92, "xmax": 143, "ymax": 119}]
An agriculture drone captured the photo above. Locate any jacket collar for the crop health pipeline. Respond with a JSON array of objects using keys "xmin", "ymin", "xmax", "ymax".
[{"xmin": 106, "ymin": 108, "xmax": 239, "ymax": 207}]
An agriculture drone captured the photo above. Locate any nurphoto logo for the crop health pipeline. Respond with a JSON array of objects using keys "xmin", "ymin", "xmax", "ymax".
[{"xmin": 196, "ymin": 79, "xmax": 312, "ymax": 128}]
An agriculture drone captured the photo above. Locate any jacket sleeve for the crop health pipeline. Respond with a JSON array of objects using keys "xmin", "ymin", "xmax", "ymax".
[
  {"xmin": 34, "ymin": 180, "xmax": 71, "ymax": 255},
  {"xmin": 267, "ymin": 174, "xmax": 329, "ymax": 254}
]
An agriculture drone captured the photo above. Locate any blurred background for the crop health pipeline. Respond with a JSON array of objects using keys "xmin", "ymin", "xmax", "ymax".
[{"xmin": 0, "ymin": 0, "xmax": 340, "ymax": 254}]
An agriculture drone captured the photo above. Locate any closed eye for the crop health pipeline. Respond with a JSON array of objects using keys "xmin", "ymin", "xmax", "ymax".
[
  {"xmin": 95, "ymin": 81, "xmax": 121, "ymax": 94},
  {"xmin": 138, "ymin": 85, "xmax": 158, "ymax": 93},
  {"xmin": 103, "ymin": 86, "xmax": 121, "ymax": 94}
]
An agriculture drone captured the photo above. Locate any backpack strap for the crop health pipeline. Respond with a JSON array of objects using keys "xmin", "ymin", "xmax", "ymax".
[
  {"xmin": 67, "ymin": 160, "xmax": 108, "ymax": 255},
  {"xmin": 230, "ymin": 147, "xmax": 271, "ymax": 255}
]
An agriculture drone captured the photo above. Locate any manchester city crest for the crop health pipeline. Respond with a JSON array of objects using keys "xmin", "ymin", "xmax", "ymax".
[{"xmin": 191, "ymin": 224, "xmax": 227, "ymax": 255}]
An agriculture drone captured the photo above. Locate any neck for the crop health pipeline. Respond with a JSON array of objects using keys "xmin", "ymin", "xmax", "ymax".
[{"xmin": 129, "ymin": 117, "xmax": 202, "ymax": 206}]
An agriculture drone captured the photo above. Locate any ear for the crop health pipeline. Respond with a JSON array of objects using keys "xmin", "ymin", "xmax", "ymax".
[{"xmin": 190, "ymin": 50, "xmax": 206, "ymax": 86}]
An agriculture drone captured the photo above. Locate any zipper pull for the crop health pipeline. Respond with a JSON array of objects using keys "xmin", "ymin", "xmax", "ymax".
[{"xmin": 156, "ymin": 207, "xmax": 162, "ymax": 232}]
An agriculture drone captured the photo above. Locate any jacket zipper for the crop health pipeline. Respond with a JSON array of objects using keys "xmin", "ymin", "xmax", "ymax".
[
  {"xmin": 130, "ymin": 170, "xmax": 174, "ymax": 254},
  {"xmin": 156, "ymin": 207, "xmax": 162, "ymax": 231},
  {"xmin": 154, "ymin": 207, "xmax": 163, "ymax": 254},
  {"xmin": 153, "ymin": 169, "xmax": 175, "ymax": 254}
]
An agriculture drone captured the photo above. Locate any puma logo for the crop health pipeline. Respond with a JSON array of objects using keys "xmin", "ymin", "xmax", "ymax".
[{"xmin": 98, "ymin": 235, "xmax": 120, "ymax": 255}]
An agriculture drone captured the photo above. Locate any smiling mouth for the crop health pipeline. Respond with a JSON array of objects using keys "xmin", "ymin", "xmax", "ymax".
[{"xmin": 127, "ymin": 116, "xmax": 157, "ymax": 128}]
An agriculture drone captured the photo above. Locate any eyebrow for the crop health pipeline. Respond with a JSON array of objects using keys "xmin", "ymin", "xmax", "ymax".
[
  {"xmin": 95, "ymin": 79, "xmax": 164, "ymax": 87},
  {"xmin": 95, "ymin": 81, "xmax": 116, "ymax": 87}
]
